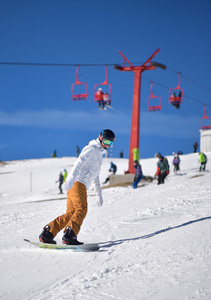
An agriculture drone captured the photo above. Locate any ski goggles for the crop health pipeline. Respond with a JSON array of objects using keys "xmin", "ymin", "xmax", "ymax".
[
  {"xmin": 102, "ymin": 139, "xmax": 114, "ymax": 147},
  {"xmin": 101, "ymin": 138, "xmax": 114, "ymax": 147}
]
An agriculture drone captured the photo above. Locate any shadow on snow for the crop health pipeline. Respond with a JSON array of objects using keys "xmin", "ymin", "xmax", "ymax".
[{"xmin": 99, "ymin": 216, "xmax": 211, "ymax": 249}]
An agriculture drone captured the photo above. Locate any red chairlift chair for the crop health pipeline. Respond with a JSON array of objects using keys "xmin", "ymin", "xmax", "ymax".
[
  {"xmin": 147, "ymin": 82, "xmax": 162, "ymax": 111},
  {"xmin": 94, "ymin": 65, "xmax": 112, "ymax": 106},
  {"xmin": 201, "ymin": 105, "xmax": 211, "ymax": 130},
  {"xmin": 71, "ymin": 66, "xmax": 88, "ymax": 101},
  {"xmin": 169, "ymin": 73, "xmax": 183, "ymax": 109}
]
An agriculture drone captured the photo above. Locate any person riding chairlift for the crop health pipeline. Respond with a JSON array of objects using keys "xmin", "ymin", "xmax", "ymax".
[
  {"xmin": 171, "ymin": 91, "xmax": 181, "ymax": 110},
  {"xmin": 95, "ymin": 88, "xmax": 105, "ymax": 109},
  {"xmin": 103, "ymin": 91, "xmax": 111, "ymax": 107}
]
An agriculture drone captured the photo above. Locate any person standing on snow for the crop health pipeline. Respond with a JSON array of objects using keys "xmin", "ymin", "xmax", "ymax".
[
  {"xmin": 155, "ymin": 154, "xmax": 170, "ymax": 185},
  {"xmin": 193, "ymin": 141, "xmax": 198, "ymax": 153},
  {"xmin": 51, "ymin": 150, "xmax": 57, "ymax": 158},
  {"xmin": 172, "ymin": 154, "xmax": 180, "ymax": 171},
  {"xmin": 63, "ymin": 169, "xmax": 68, "ymax": 182},
  {"xmin": 133, "ymin": 160, "xmax": 143, "ymax": 189},
  {"xmin": 39, "ymin": 129, "xmax": 115, "ymax": 245},
  {"xmin": 76, "ymin": 145, "xmax": 80, "ymax": 157},
  {"xmin": 199, "ymin": 152, "xmax": 207, "ymax": 171},
  {"xmin": 56, "ymin": 172, "xmax": 64, "ymax": 194}
]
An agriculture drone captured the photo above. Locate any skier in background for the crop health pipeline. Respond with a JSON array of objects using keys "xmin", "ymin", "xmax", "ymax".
[
  {"xmin": 193, "ymin": 141, "xmax": 198, "ymax": 153},
  {"xmin": 199, "ymin": 152, "xmax": 207, "ymax": 171},
  {"xmin": 155, "ymin": 154, "xmax": 170, "ymax": 185},
  {"xmin": 76, "ymin": 146, "xmax": 80, "ymax": 157},
  {"xmin": 51, "ymin": 150, "xmax": 57, "ymax": 158},
  {"xmin": 133, "ymin": 160, "xmax": 143, "ymax": 189},
  {"xmin": 56, "ymin": 172, "xmax": 64, "ymax": 194},
  {"xmin": 172, "ymin": 154, "xmax": 180, "ymax": 172},
  {"xmin": 103, "ymin": 162, "xmax": 117, "ymax": 184},
  {"xmin": 39, "ymin": 129, "xmax": 115, "ymax": 245},
  {"xmin": 63, "ymin": 169, "xmax": 68, "ymax": 182},
  {"xmin": 109, "ymin": 162, "xmax": 117, "ymax": 174}
]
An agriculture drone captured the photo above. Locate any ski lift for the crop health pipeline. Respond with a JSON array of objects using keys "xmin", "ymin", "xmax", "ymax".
[
  {"xmin": 201, "ymin": 105, "xmax": 211, "ymax": 130},
  {"xmin": 71, "ymin": 66, "xmax": 88, "ymax": 101},
  {"xmin": 147, "ymin": 82, "xmax": 162, "ymax": 111},
  {"xmin": 169, "ymin": 73, "xmax": 183, "ymax": 109},
  {"xmin": 94, "ymin": 65, "xmax": 112, "ymax": 106}
]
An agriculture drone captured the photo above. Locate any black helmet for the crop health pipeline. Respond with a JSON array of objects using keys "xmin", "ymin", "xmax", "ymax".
[{"xmin": 99, "ymin": 129, "xmax": 115, "ymax": 142}]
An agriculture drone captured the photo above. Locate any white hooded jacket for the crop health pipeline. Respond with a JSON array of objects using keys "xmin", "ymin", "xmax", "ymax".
[{"xmin": 63, "ymin": 139, "xmax": 107, "ymax": 205}]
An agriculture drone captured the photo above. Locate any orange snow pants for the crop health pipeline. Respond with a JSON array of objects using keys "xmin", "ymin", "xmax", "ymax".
[{"xmin": 47, "ymin": 181, "xmax": 87, "ymax": 237}]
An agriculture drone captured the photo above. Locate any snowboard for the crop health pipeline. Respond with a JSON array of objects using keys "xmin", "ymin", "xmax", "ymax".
[{"xmin": 24, "ymin": 239, "xmax": 100, "ymax": 252}]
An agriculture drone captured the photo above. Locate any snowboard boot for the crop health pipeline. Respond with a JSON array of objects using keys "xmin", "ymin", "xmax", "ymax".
[
  {"xmin": 39, "ymin": 225, "xmax": 56, "ymax": 244},
  {"xmin": 62, "ymin": 227, "xmax": 83, "ymax": 245}
]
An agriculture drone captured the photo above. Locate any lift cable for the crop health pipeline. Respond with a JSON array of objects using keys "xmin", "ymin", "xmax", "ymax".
[
  {"xmin": 0, "ymin": 61, "xmax": 115, "ymax": 67},
  {"xmin": 143, "ymin": 75, "xmax": 211, "ymax": 108},
  {"xmin": 167, "ymin": 65, "xmax": 211, "ymax": 93},
  {"xmin": 1, "ymin": 60, "xmax": 211, "ymax": 107},
  {"xmin": 1, "ymin": 60, "xmax": 211, "ymax": 93}
]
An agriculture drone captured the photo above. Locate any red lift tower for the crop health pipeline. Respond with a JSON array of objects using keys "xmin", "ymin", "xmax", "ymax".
[{"xmin": 115, "ymin": 49, "xmax": 165, "ymax": 173}]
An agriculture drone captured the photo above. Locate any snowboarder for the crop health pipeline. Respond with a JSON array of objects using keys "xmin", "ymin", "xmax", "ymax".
[
  {"xmin": 39, "ymin": 129, "xmax": 115, "ymax": 245},
  {"xmin": 133, "ymin": 160, "xmax": 143, "ymax": 189}
]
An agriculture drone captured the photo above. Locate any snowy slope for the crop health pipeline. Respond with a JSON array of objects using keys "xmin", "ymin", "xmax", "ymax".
[{"xmin": 0, "ymin": 153, "xmax": 211, "ymax": 300}]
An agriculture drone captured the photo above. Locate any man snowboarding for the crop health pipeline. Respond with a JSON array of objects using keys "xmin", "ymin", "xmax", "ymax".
[{"xmin": 39, "ymin": 129, "xmax": 115, "ymax": 245}]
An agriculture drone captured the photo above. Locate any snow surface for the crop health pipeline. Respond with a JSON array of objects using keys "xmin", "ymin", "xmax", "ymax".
[{"xmin": 0, "ymin": 153, "xmax": 211, "ymax": 300}]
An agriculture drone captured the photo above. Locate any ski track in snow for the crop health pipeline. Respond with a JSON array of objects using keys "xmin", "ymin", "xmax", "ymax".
[{"xmin": 0, "ymin": 153, "xmax": 211, "ymax": 300}]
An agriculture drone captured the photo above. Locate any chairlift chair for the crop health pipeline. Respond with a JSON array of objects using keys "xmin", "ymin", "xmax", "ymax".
[
  {"xmin": 147, "ymin": 82, "xmax": 162, "ymax": 111},
  {"xmin": 71, "ymin": 66, "xmax": 88, "ymax": 101},
  {"xmin": 94, "ymin": 65, "xmax": 112, "ymax": 106},
  {"xmin": 201, "ymin": 105, "xmax": 211, "ymax": 130},
  {"xmin": 169, "ymin": 73, "xmax": 183, "ymax": 109}
]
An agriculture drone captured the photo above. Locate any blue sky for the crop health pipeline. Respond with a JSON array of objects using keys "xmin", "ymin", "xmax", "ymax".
[{"xmin": 0, "ymin": 0, "xmax": 211, "ymax": 162}]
